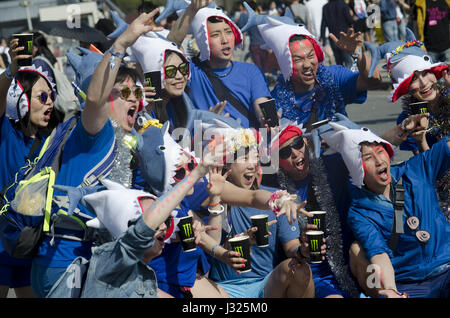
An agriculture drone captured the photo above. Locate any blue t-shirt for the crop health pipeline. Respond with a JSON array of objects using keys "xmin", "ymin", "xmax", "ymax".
[
  {"xmin": 34, "ymin": 118, "xmax": 115, "ymax": 267},
  {"xmin": 348, "ymin": 137, "xmax": 450, "ymax": 282},
  {"xmin": 209, "ymin": 185, "xmax": 300, "ymax": 281},
  {"xmin": 188, "ymin": 59, "xmax": 271, "ymax": 128},
  {"xmin": 272, "ymin": 65, "xmax": 367, "ymax": 125},
  {"xmin": 0, "ymin": 115, "xmax": 44, "ymax": 265}
]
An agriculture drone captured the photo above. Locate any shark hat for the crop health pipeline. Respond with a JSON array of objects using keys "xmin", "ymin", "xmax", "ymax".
[
  {"xmin": 365, "ymin": 29, "xmax": 448, "ymax": 102},
  {"xmin": 66, "ymin": 46, "xmax": 104, "ymax": 108},
  {"xmin": 82, "ymin": 179, "xmax": 157, "ymax": 239},
  {"xmin": 190, "ymin": 5, "xmax": 243, "ymax": 62},
  {"xmin": 254, "ymin": 17, "xmax": 324, "ymax": 82},
  {"xmin": 320, "ymin": 123, "xmax": 395, "ymax": 188},
  {"xmin": 129, "ymin": 34, "xmax": 189, "ymax": 89},
  {"xmin": 134, "ymin": 121, "xmax": 186, "ymax": 196},
  {"xmin": 6, "ymin": 65, "xmax": 56, "ymax": 121}
]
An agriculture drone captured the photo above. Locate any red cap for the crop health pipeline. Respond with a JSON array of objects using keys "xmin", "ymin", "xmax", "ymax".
[{"xmin": 271, "ymin": 125, "xmax": 303, "ymax": 152}]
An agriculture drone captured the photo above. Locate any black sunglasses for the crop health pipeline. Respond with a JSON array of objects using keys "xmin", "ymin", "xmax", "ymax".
[
  {"xmin": 164, "ymin": 62, "xmax": 189, "ymax": 78},
  {"xmin": 36, "ymin": 91, "xmax": 56, "ymax": 104},
  {"xmin": 279, "ymin": 137, "xmax": 305, "ymax": 159}
]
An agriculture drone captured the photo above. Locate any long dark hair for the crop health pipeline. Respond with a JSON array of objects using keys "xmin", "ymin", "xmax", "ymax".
[
  {"xmin": 33, "ymin": 32, "xmax": 57, "ymax": 66},
  {"xmin": 14, "ymin": 70, "xmax": 60, "ymax": 137}
]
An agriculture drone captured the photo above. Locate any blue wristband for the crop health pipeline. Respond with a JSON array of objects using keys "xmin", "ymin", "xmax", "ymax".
[
  {"xmin": 4, "ymin": 64, "xmax": 14, "ymax": 79},
  {"xmin": 211, "ymin": 243, "xmax": 220, "ymax": 257}
]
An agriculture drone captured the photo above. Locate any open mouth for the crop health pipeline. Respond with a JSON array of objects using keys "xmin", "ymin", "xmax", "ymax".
[
  {"xmin": 222, "ymin": 46, "xmax": 232, "ymax": 55},
  {"xmin": 376, "ymin": 167, "xmax": 389, "ymax": 182},
  {"xmin": 43, "ymin": 108, "xmax": 53, "ymax": 121},
  {"xmin": 243, "ymin": 173, "xmax": 255, "ymax": 184},
  {"xmin": 295, "ymin": 158, "xmax": 305, "ymax": 169},
  {"xmin": 127, "ymin": 106, "xmax": 137, "ymax": 125},
  {"xmin": 302, "ymin": 70, "xmax": 314, "ymax": 80},
  {"xmin": 420, "ymin": 87, "xmax": 433, "ymax": 97}
]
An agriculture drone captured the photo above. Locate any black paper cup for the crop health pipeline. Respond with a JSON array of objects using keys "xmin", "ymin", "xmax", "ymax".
[
  {"xmin": 409, "ymin": 101, "xmax": 428, "ymax": 115},
  {"xmin": 307, "ymin": 211, "xmax": 326, "ymax": 232},
  {"xmin": 177, "ymin": 216, "xmax": 196, "ymax": 252},
  {"xmin": 13, "ymin": 33, "xmax": 33, "ymax": 66},
  {"xmin": 229, "ymin": 235, "xmax": 251, "ymax": 272},
  {"xmin": 144, "ymin": 71, "xmax": 162, "ymax": 101},
  {"xmin": 251, "ymin": 214, "xmax": 269, "ymax": 247},
  {"xmin": 306, "ymin": 230, "xmax": 324, "ymax": 263}
]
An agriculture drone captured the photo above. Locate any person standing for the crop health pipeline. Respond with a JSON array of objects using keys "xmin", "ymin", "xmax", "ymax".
[{"xmin": 415, "ymin": 0, "xmax": 450, "ymax": 62}]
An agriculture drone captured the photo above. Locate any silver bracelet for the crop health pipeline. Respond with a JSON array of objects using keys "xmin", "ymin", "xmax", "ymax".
[{"xmin": 208, "ymin": 204, "xmax": 224, "ymax": 215}]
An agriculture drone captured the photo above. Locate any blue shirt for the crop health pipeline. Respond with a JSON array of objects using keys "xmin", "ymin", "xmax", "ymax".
[
  {"xmin": 34, "ymin": 118, "xmax": 115, "ymax": 267},
  {"xmin": 0, "ymin": 115, "xmax": 44, "ymax": 265},
  {"xmin": 347, "ymin": 137, "xmax": 450, "ymax": 282},
  {"xmin": 209, "ymin": 185, "xmax": 300, "ymax": 281},
  {"xmin": 188, "ymin": 59, "xmax": 271, "ymax": 128}
]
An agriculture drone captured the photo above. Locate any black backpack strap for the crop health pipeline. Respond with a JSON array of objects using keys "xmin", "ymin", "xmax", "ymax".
[
  {"xmin": 192, "ymin": 57, "xmax": 260, "ymax": 128},
  {"xmin": 388, "ymin": 179, "xmax": 405, "ymax": 254}
]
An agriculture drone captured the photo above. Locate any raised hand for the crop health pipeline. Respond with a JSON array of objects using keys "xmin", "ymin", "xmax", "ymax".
[
  {"xmin": 329, "ymin": 28, "xmax": 363, "ymax": 55},
  {"xmin": 115, "ymin": 9, "xmax": 163, "ymax": 51},
  {"xmin": 8, "ymin": 38, "xmax": 31, "ymax": 76},
  {"xmin": 207, "ymin": 166, "xmax": 232, "ymax": 197}
]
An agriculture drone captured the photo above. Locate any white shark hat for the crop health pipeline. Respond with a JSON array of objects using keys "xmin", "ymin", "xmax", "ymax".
[
  {"xmin": 130, "ymin": 33, "xmax": 189, "ymax": 89},
  {"xmin": 191, "ymin": 6, "xmax": 243, "ymax": 61},
  {"xmin": 257, "ymin": 17, "xmax": 324, "ymax": 82},
  {"xmin": 388, "ymin": 53, "xmax": 447, "ymax": 102},
  {"xmin": 320, "ymin": 123, "xmax": 395, "ymax": 188},
  {"xmin": 83, "ymin": 179, "xmax": 157, "ymax": 239},
  {"xmin": 6, "ymin": 65, "xmax": 55, "ymax": 121}
]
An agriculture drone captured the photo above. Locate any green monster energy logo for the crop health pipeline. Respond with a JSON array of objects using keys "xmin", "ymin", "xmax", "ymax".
[
  {"xmin": 182, "ymin": 223, "xmax": 193, "ymax": 237},
  {"xmin": 310, "ymin": 239, "xmax": 319, "ymax": 251},
  {"xmin": 265, "ymin": 221, "xmax": 269, "ymax": 233},
  {"xmin": 145, "ymin": 78, "xmax": 152, "ymax": 87},
  {"xmin": 419, "ymin": 107, "xmax": 427, "ymax": 114},
  {"xmin": 233, "ymin": 245, "xmax": 244, "ymax": 256},
  {"xmin": 313, "ymin": 218, "xmax": 321, "ymax": 229},
  {"xmin": 27, "ymin": 41, "xmax": 33, "ymax": 53}
]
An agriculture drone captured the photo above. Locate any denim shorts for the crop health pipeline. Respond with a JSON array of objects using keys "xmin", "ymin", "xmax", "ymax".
[
  {"xmin": 30, "ymin": 261, "xmax": 67, "ymax": 298},
  {"xmin": 216, "ymin": 272, "xmax": 273, "ymax": 298}
]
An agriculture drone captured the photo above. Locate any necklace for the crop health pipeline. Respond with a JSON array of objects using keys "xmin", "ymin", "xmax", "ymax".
[{"xmin": 215, "ymin": 61, "xmax": 234, "ymax": 78}]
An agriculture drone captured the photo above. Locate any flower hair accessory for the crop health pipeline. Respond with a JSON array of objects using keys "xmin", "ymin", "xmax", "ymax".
[
  {"xmin": 224, "ymin": 128, "xmax": 260, "ymax": 153},
  {"xmin": 386, "ymin": 40, "xmax": 425, "ymax": 76}
]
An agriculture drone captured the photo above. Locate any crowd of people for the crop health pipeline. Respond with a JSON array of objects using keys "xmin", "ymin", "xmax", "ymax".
[{"xmin": 0, "ymin": 0, "xmax": 448, "ymax": 299}]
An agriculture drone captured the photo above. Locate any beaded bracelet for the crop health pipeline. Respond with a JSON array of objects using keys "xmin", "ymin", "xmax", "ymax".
[
  {"xmin": 211, "ymin": 243, "xmax": 220, "ymax": 257},
  {"xmin": 268, "ymin": 190, "xmax": 290, "ymax": 215}
]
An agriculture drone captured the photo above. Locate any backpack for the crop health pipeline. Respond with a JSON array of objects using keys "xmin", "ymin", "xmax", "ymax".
[
  {"xmin": 34, "ymin": 56, "xmax": 80, "ymax": 121},
  {"xmin": 0, "ymin": 116, "xmax": 117, "ymax": 259}
]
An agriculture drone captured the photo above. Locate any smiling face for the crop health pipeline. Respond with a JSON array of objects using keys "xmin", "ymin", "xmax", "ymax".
[
  {"xmin": 163, "ymin": 52, "xmax": 188, "ymax": 97},
  {"xmin": 207, "ymin": 18, "xmax": 235, "ymax": 67},
  {"xmin": 289, "ymin": 38, "xmax": 319, "ymax": 93},
  {"xmin": 279, "ymin": 136, "xmax": 310, "ymax": 181},
  {"xmin": 29, "ymin": 77, "xmax": 54, "ymax": 128},
  {"xmin": 408, "ymin": 70, "xmax": 438, "ymax": 102},
  {"xmin": 361, "ymin": 144, "xmax": 391, "ymax": 195},
  {"xmin": 110, "ymin": 77, "xmax": 140, "ymax": 132},
  {"xmin": 227, "ymin": 147, "xmax": 259, "ymax": 190}
]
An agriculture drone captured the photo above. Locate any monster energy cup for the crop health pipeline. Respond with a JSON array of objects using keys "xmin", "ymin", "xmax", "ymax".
[
  {"xmin": 306, "ymin": 230, "xmax": 324, "ymax": 263},
  {"xmin": 250, "ymin": 214, "xmax": 269, "ymax": 247},
  {"xmin": 307, "ymin": 211, "xmax": 326, "ymax": 232},
  {"xmin": 228, "ymin": 235, "xmax": 251, "ymax": 272},
  {"xmin": 13, "ymin": 33, "xmax": 33, "ymax": 66},
  {"xmin": 177, "ymin": 216, "xmax": 196, "ymax": 252}
]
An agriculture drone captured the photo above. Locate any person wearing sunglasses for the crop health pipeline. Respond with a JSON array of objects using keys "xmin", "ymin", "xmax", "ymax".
[
  {"xmin": 26, "ymin": 10, "xmax": 162, "ymax": 298},
  {"xmin": 321, "ymin": 123, "xmax": 450, "ymax": 298},
  {"xmin": 0, "ymin": 37, "xmax": 66, "ymax": 298}
]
